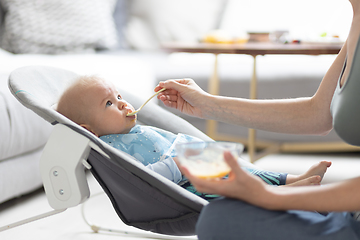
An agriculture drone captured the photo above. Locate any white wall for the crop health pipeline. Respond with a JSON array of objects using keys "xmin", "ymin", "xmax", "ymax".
[{"xmin": 221, "ymin": 0, "xmax": 353, "ymax": 41}]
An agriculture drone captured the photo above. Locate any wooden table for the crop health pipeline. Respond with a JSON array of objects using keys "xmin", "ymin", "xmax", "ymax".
[{"xmin": 162, "ymin": 42, "xmax": 359, "ymax": 162}]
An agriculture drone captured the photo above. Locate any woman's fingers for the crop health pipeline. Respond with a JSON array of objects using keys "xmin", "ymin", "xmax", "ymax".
[
  {"xmin": 157, "ymin": 91, "xmax": 178, "ymax": 101},
  {"xmin": 176, "ymin": 159, "xmax": 221, "ymax": 193}
]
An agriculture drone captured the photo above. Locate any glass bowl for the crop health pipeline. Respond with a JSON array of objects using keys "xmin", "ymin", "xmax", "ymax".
[{"xmin": 175, "ymin": 141, "xmax": 244, "ymax": 179}]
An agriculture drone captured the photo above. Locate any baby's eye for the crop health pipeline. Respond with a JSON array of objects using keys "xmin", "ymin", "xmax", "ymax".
[
  {"xmin": 106, "ymin": 101, "xmax": 112, "ymax": 107},
  {"xmin": 117, "ymin": 95, "xmax": 122, "ymax": 100}
]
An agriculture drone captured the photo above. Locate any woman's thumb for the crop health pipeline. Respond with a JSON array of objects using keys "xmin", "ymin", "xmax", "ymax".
[{"xmin": 224, "ymin": 151, "xmax": 243, "ymax": 175}]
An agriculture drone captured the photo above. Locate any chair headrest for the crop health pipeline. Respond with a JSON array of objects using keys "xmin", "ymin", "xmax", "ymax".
[{"xmin": 8, "ymin": 65, "xmax": 79, "ymax": 125}]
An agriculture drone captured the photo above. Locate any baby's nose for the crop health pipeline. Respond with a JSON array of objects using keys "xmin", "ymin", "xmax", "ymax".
[{"xmin": 118, "ymin": 100, "xmax": 127, "ymax": 109}]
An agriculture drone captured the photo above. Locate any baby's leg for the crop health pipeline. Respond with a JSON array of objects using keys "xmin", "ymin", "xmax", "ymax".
[
  {"xmin": 286, "ymin": 175, "xmax": 322, "ymax": 186},
  {"xmin": 285, "ymin": 161, "xmax": 331, "ymax": 185},
  {"xmin": 244, "ymin": 168, "xmax": 287, "ymax": 186}
]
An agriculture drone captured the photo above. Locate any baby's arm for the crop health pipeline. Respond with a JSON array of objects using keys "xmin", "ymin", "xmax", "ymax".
[{"xmin": 145, "ymin": 156, "xmax": 183, "ymax": 184}]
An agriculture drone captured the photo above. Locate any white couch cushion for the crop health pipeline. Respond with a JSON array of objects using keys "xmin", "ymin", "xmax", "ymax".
[
  {"xmin": 0, "ymin": 148, "xmax": 43, "ymax": 203},
  {"xmin": 0, "ymin": 0, "xmax": 118, "ymax": 54},
  {"xmin": 0, "ymin": 74, "xmax": 53, "ymax": 161}
]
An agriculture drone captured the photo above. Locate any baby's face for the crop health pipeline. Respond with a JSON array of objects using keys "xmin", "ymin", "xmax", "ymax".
[{"xmin": 84, "ymin": 80, "xmax": 136, "ymax": 136}]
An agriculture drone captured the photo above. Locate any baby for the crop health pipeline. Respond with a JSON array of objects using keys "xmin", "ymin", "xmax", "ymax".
[{"xmin": 57, "ymin": 75, "xmax": 331, "ymax": 200}]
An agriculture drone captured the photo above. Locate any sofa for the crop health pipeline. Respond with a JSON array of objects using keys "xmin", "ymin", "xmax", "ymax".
[{"xmin": 0, "ymin": 0, "xmax": 355, "ymax": 204}]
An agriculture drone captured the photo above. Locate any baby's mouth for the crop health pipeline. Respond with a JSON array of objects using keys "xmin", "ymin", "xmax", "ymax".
[{"xmin": 126, "ymin": 109, "xmax": 136, "ymax": 117}]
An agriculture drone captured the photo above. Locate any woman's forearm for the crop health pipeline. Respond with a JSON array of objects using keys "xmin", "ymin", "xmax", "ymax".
[
  {"xmin": 181, "ymin": 152, "xmax": 360, "ymax": 213},
  {"xmin": 263, "ymin": 177, "xmax": 360, "ymax": 212},
  {"xmin": 202, "ymin": 95, "xmax": 332, "ymax": 135}
]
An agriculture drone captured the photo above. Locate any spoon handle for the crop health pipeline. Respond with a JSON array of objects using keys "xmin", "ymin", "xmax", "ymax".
[{"xmin": 127, "ymin": 88, "xmax": 166, "ymax": 116}]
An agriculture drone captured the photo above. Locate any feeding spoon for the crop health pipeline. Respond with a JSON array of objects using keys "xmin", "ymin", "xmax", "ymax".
[{"xmin": 127, "ymin": 88, "xmax": 166, "ymax": 116}]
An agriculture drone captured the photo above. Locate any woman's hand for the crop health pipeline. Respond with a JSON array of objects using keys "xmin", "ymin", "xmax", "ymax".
[
  {"xmin": 178, "ymin": 152, "xmax": 274, "ymax": 208},
  {"xmin": 155, "ymin": 78, "xmax": 211, "ymax": 118}
]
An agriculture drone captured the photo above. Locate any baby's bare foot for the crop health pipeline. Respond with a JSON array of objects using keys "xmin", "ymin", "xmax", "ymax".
[
  {"xmin": 286, "ymin": 161, "xmax": 331, "ymax": 185},
  {"xmin": 300, "ymin": 161, "xmax": 332, "ymax": 180},
  {"xmin": 286, "ymin": 175, "xmax": 322, "ymax": 187}
]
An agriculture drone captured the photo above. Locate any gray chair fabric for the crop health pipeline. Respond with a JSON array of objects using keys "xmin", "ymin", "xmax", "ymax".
[{"xmin": 8, "ymin": 65, "xmax": 210, "ymax": 236}]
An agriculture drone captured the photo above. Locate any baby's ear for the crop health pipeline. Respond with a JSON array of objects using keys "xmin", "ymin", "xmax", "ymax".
[{"xmin": 79, "ymin": 124, "xmax": 99, "ymax": 137}]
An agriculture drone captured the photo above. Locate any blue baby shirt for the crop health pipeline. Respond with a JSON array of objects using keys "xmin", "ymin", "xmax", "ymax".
[{"xmin": 99, "ymin": 125, "xmax": 202, "ymax": 183}]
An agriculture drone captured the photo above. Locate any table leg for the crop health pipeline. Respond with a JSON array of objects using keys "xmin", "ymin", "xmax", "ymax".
[
  {"xmin": 205, "ymin": 54, "xmax": 278, "ymax": 162},
  {"xmin": 206, "ymin": 54, "xmax": 219, "ymax": 139},
  {"xmin": 248, "ymin": 55, "xmax": 257, "ymax": 163}
]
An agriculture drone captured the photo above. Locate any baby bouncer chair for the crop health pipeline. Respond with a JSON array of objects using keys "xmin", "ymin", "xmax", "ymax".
[{"xmin": 2, "ymin": 65, "xmax": 221, "ymax": 238}]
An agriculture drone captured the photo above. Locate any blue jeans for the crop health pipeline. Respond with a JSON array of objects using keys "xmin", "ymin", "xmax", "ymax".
[{"xmin": 196, "ymin": 198, "xmax": 360, "ymax": 240}]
